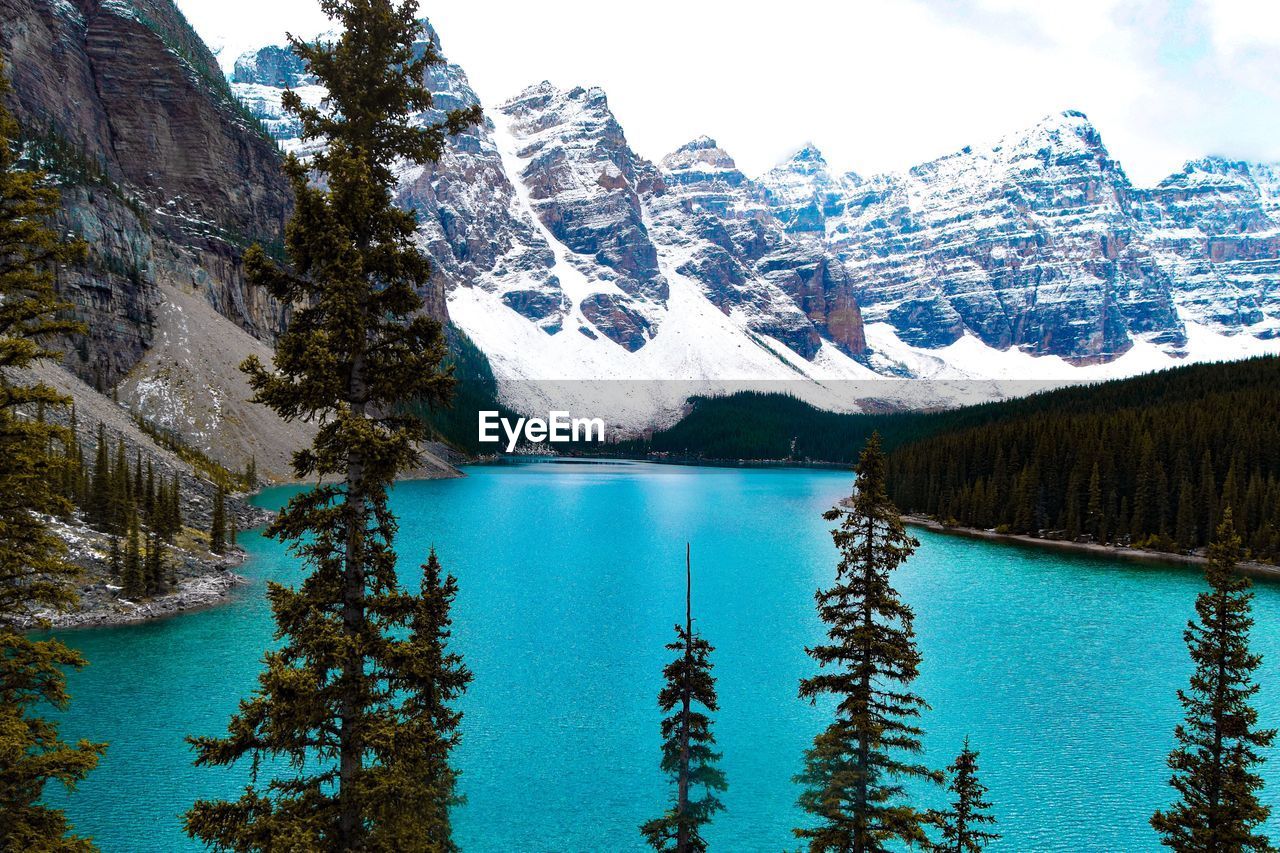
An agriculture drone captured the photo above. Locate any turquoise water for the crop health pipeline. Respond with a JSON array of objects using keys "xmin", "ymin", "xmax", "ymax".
[{"xmin": 45, "ymin": 460, "xmax": 1280, "ymax": 851}]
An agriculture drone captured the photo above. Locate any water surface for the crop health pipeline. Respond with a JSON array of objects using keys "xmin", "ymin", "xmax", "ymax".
[{"xmin": 48, "ymin": 461, "xmax": 1280, "ymax": 851}]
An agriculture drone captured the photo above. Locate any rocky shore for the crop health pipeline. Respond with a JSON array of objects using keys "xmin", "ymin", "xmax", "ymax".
[
  {"xmin": 17, "ymin": 500, "xmax": 271, "ymax": 631},
  {"xmin": 25, "ymin": 567, "xmax": 251, "ymax": 630},
  {"xmin": 903, "ymin": 514, "xmax": 1280, "ymax": 581}
]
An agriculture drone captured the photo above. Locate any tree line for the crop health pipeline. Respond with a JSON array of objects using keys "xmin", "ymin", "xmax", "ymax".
[
  {"xmin": 593, "ymin": 360, "xmax": 1280, "ymax": 567},
  {"xmin": 4, "ymin": 3, "xmax": 1276, "ymax": 851},
  {"xmin": 883, "ymin": 357, "xmax": 1280, "ymax": 560}
]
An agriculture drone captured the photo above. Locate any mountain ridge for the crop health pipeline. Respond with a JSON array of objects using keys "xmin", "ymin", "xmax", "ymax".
[{"xmin": 225, "ymin": 22, "xmax": 1280, "ymax": 426}]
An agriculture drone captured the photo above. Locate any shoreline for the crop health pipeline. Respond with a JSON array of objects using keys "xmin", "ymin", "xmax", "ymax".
[
  {"xmin": 24, "ymin": 568, "xmax": 251, "ymax": 631},
  {"xmin": 903, "ymin": 514, "xmax": 1280, "ymax": 581},
  {"xmin": 38, "ymin": 467, "xmax": 454, "ymax": 632}
]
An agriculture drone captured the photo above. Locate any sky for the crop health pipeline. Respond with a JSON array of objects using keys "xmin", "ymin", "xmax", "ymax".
[{"xmin": 176, "ymin": 0, "xmax": 1280, "ymax": 186}]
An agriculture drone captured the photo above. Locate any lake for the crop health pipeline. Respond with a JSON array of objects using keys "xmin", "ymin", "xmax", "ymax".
[{"xmin": 46, "ymin": 460, "xmax": 1280, "ymax": 851}]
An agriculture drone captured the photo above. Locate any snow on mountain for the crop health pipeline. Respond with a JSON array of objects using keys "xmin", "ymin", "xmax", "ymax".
[
  {"xmin": 226, "ymin": 23, "xmax": 1280, "ymax": 427},
  {"xmin": 756, "ymin": 143, "xmax": 855, "ymax": 240},
  {"xmin": 818, "ymin": 111, "xmax": 1186, "ymax": 362},
  {"xmin": 1136, "ymin": 158, "xmax": 1280, "ymax": 339}
]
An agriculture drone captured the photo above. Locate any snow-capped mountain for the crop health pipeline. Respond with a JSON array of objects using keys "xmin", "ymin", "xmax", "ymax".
[{"xmin": 228, "ymin": 22, "xmax": 1280, "ymax": 425}]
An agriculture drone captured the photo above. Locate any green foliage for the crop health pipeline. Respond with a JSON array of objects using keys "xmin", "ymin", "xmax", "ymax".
[
  {"xmin": 210, "ymin": 482, "xmax": 226, "ymax": 555},
  {"xmin": 0, "ymin": 633, "xmax": 108, "ymax": 852},
  {"xmin": 884, "ymin": 357, "xmax": 1280, "ymax": 560},
  {"xmin": 606, "ymin": 391, "xmax": 943, "ymax": 463},
  {"xmin": 795, "ymin": 435, "xmax": 940, "ymax": 852},
  {"xmin": 184, "ymin": 4, "xmax": 480, "ymax": 848},
  {"xmin": 1152, "ymin": 511, "xmax": 1276, "ymax": 851},
  {"xmin": 926, "ymin": 740, "xmax": 1000, "ymax": 853},
  {"xmin": 0, "ymin": 56, "xmax": 103, "ymax": 850},
  {"xmin": 408, "ymin": 324, "xmax": 521, "ymax": 456},
  {"xmin": 69, "ymin": 420, "xmax": 182, "ymax": 595},
  {"xmin": 122, "ymin": 512, "xmax": 143, "ymax": 600},
  {"xmin": 641, "ymin": 546, "xmax": 726, "ymax": 853}
]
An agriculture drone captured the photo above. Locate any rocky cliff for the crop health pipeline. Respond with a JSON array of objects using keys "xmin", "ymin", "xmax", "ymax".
[
  {"xmin": 0, "ymin": 0, "xmax": 290, "ymax": 387},
  {"xmin": 760, "ymin": 113, "xmax": 1280, "ymax": 364}
]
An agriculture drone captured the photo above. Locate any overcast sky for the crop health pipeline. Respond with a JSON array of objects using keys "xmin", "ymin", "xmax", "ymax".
[{"xmin": 177, "ymin": 0, "xmax": 1280, "ymax": 185}]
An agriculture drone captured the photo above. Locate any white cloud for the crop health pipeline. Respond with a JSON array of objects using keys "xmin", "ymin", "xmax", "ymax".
[{"xmin": 176, "ymin": 0, "xmax": 1280, "ymax": 186}]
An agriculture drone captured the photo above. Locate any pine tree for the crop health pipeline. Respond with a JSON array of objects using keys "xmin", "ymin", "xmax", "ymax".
[
  {"xmin": 0, "ymin": 57, "xmax": 104, "ymax": 849},
  {"xmin": 795, "ymin": 433, "xmax": 940, "ymax": 852},
  {"xmin": 927, "ymin": 740, "xmax": 1000, "ymax": 853},
  {"xmin": 641, "ymin": 543, "xmax": 727, "ymax": 853},
  {"xmin": 184, "ymin": 4, "xmax": 480, "ymax": 848},
  {"xmin": 62, "ymin": 404, "xmax": 81, "ymax": 508},
  {"xmin": 144, "ymin": 460, "xmax": 155, "ymax": 523},
  {"xmin": 371, "ymin": 549, "xmax": 473, "ymax": 850},
  {"xmin": 89, "ymin": 422, "xmax": 109, "ymax": 527},
  {"xmin": 109, "ymin": 438, "xmax": 128, "ymax": 534},
  {"xmin": 1200, "ymin": 452, "xmax": 1218, "ymax": 546},
  {"xmin": 209, "ymin": 481, "xmax": 226, "ymax": 555},
  {"xmin": 1176, "ymin": 478, "xmax": 1198, "ymax": 551},
  {"xmin": 1086, "ymin": 462, "xmax": 1105, "ymax": 543},
  {"xmin": 1151, "ymin": 509, "xmax": 1276, "ymax": 852},
  {"xmin": 121, "ymin": 512, "xmax": 143, "ymax": 600},
  {"xmin": 171, "ymin": 471, "xmax": 181, "ymax": 537},
  {"xmin": 132, "ymin": 448, "xmax": 142, "ymax": 503},
  {"xmin": 144, "ymin": 531, "xmax": 164, "ymax": 597}
]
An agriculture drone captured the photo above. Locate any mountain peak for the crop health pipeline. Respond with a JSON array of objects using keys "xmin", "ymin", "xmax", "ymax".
[
  {"xmin": 787, "ymin": 142, "xmax": 826, "ymax": 164},
  {"xmin": 977, "ymin": 108, "xmax": 1111, "ymax": 166},
  {"xmin": 677, "ymin": 135, "xmax": 721, "ymax": 153},
  {"xmin": 418, "ymin": 18, "xmax": 443, "ymax": 52},
  {"xmin": 661, "ymin": 138, "xmax": 744, "ymax": 188}
]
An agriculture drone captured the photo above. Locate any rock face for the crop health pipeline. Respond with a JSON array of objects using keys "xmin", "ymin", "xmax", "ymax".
[
  {"xmin": 390, "ymin": 29, "xmax": 560, "ymax": 327},
  {"xmin": 647, "ymin": 136, "xmax": 865, "ymax": 358},
  {"xmin": 757, "ymin": 143, "xmax": 853, "ymax": 240},
  {"xmin": 759, "ymin": 113, "xmax": 1280, "ymax": 363},
  {"xmin": 27, "ymin": 7, "xmax": 1278, "ymax": 419},
  {"xmin": 233, "ymin": 29, "xmax": 866, "ymax": 363},
  {"xmin": 0, "ymin": 0, "xmax": 291, "ymax": 384},
  {"xmin": 1136, "ymin": 159, "xmax": 1280, "ymax": 336},
  {"xmin": 497, "ymin": 82, "xmax": 668, "ymax": 350},
  {"xmin": 816, "ymin": 112, "xmax": 1183, "ymax": 361}
]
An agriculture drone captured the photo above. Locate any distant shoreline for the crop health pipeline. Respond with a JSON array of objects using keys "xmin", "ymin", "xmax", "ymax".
[{"xmin": 903, "ymin": 514, "xmax": 1280, "ymax": 581}]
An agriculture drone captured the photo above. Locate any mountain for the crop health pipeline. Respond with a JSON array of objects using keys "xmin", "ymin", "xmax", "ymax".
[
  {"xmin": 0, "ymin": 0, "xmax": 305, "ymax": 476},
  {"xmin": 1, "ymin": 0, "xmax": 290, "ymax": 373},
  {"xmin": 0, "ymin": 0, "xmax": 459, "ymax": 479},
  {"xmin": 780, "ymin": 112, "xmax": 1280, "ymax": 362},
  {"xmin": 823, "ymin": 111, "xmax": 1184, "ymax": 361},
  {"xmin": 227, "ymin": 21, "xmax": 1280, "ymax": 427}
]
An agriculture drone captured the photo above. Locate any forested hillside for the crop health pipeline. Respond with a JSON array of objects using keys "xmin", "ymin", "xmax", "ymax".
[{"xmin": 885, "ymin": 356, "xmax": 1280, "ymax": 560}]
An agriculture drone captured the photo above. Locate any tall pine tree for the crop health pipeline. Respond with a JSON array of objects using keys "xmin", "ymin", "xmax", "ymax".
[
  {"xmin": 927, "ymin": 739, "xmax": 1000, "ymax": 853},
  {"xmin": 371, "ymin": 548, "xmax": 472, "ymax": 850},
  {"xmin": 1151, "ymin": 509, "xmax": 1275, "ymax": 852},
  {"xmin": 796, "ymin": 433, "xmax": 939, "ymax": 852},
  {"xmin": 0, "ymin": 56, "xmax": 104, "ymax": 850},
  {"xmin": 641, "ymin": 543, "xmax": 727, "ymax": 853},
  {"xmin": 184, "ymin": 3, "xmax": 480, "ymax": 848},
  {"xmin": 209, "ymin": 481, "xmax": 226, "ymax": 555}
]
